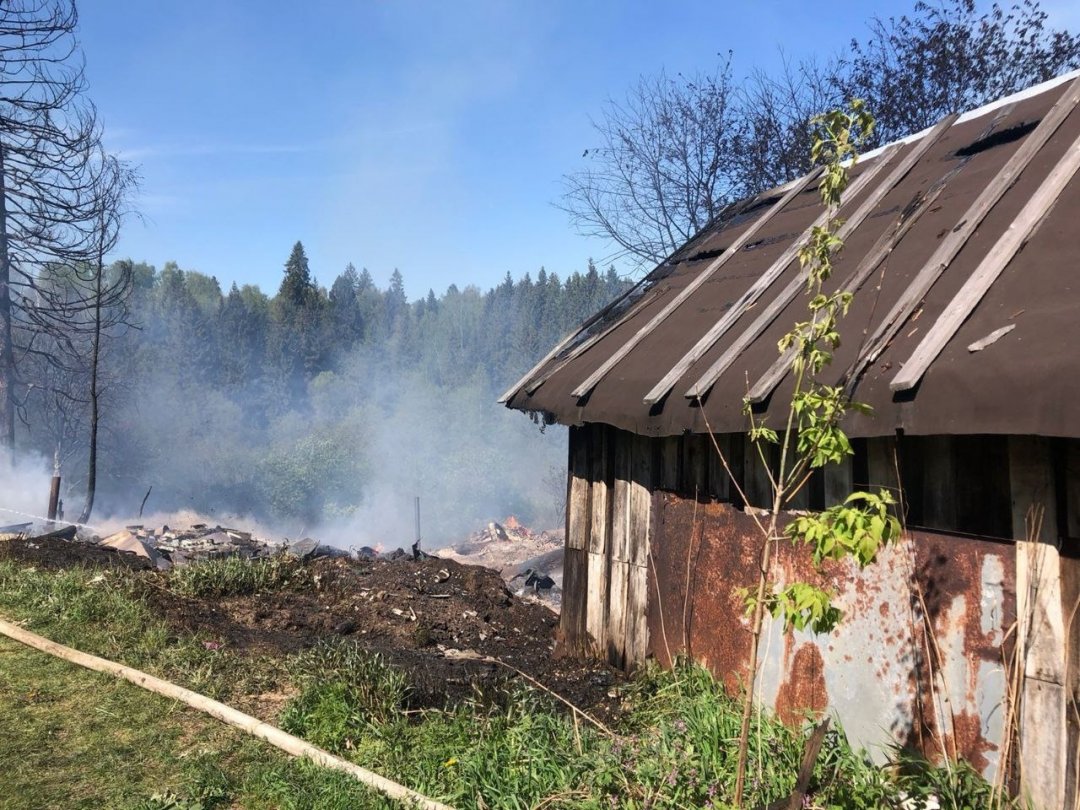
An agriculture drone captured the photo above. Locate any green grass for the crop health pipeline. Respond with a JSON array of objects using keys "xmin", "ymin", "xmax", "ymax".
[
  {"xmin": 0, "ymin": 637, "xmax": 393, "ymax": 809},
  {"xmin": 0, "ymin": 557, "xmax": 1020, "ymax": 810},
  {"xmin": 167, "ymin": 555, "xmax": 314, "ymax": 599}
]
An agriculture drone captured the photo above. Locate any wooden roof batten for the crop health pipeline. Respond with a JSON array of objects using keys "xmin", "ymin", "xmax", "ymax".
[
  {"xmin": 889, "ymin": 126, "xmax": 1080, "ymax": 392},
  {"xmin": 743, "ymin": 102, "xmax": 1019, "ymax": 405},
  {"xmin": 502, "ymin": 69, "xmax": 1080, "ymax": 442},
  {"xmin": 641, "ymin": 140, "xmax": 908, "ymax": 407},
  {"xmin": 670, "ymin": 113, "xmax": 957, "ymax": 405},
  {"xmin": 841, "ymin": 75, "xmax": 1080, "ymax": 397},
  {"xmin": 567, "ymin": 166, "xmax": 824, "ymax": 401},
  {"xmin": 495, "ymin": 184, "xmax": 802, "ymax": 405}
]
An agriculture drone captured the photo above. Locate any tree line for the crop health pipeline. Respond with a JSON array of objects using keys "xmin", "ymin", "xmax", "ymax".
[
  {"xmin": 15, "ymin": 243, "xmax": 627, "ymax": 536},
  {"xmin": 4, "ymin": 0, "xmax": 1079, "ymax": 539}
]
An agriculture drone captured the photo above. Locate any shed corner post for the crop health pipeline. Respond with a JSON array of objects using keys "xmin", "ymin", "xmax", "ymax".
[{"xmin": 1009, "ymin": 435, "xmax": 1068, "ymax": 810}]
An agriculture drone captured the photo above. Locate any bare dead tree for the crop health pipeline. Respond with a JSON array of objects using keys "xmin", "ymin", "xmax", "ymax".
[
  {"xmin": 835, "ymin": 0, "xmax": 1080, "ymax": 147},
  {"xmin": 736, "ymin": 56, "xmax": 842, "ymax": 194},
  {"xmin": 0, "ymin": 0, "xmax": 106, "ymax": 452},
  {"xmin": 560, "ymin": 60, "xmax": 743, "ymax": 270},
  {"xmin": 560, "ymin": 0, "xmax": 1080, "ymax": 272},
  {"xmin": 77, "ymin": 152, "xmax": 137, "ymax": 523}
]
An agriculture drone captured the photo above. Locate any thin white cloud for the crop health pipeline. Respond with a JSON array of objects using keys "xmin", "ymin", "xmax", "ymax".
[{"xmin": 115, "ymin": 141, "xmax": 323, "ymax": 161}]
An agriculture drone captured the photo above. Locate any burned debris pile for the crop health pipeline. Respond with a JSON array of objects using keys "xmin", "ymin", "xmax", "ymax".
[
  {"xmin": 1, "ymin": 515, "xmax": 567, "ymax": 613},
  {"xmin": 436, "ymin": 516, "xmax": 564, "ymax": 607},
  {"xmin": 96, "ymin": 524, "xmax": 283, "ymax": 569},
  {"xmin": 0, "ymin": 518, "xmax": 620, "ymax": 718}
]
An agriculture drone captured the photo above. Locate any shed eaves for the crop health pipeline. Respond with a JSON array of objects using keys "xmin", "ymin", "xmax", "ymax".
[{"xmin": 504, "ymin": 71, "xmax": 1080, "ymax": 440}]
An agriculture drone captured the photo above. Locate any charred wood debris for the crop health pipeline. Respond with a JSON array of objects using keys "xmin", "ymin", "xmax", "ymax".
[{"xmin": 0, "ymin": 515, "xmax": 564, "ymax": 607}]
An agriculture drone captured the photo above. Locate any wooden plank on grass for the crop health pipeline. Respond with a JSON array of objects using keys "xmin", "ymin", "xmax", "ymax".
[
  {"xmin": 0, "ymin": 620, "xmax": 456, "ymax": 810},
  {"xmin": 890, "ymin": 128, "xmax": 1080, "ymax": 391},
  {"xmin": 569, "ymin": 167, "xmax": 822, "ymax": 400}
]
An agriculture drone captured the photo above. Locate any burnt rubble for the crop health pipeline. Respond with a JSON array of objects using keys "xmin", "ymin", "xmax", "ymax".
[{"xmin": 2, "ymin": 516, "xmax": 564, "ymax": 605}]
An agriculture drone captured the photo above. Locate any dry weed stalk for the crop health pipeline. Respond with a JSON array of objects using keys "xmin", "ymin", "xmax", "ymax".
[
  {"xmin": 442, "ymin": 649, "xmax": 616, "ymax": 738},
  {"xmin": 991, "ymin": 505, "xmax": 1045, "ymax": 806}
]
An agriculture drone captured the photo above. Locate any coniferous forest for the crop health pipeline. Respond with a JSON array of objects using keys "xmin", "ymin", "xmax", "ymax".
[{"xmin": 13, "ymin": 243, "xmax": 627, "ymax": 543}]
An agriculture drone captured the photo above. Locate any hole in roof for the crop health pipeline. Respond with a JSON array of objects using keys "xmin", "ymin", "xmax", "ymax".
[
  {"xmin": 740, "ymin": 193, "xmax": 782, "ymax": 215},
  {"xmin": 954, "ymin": 120, "xmax": 1039, "ymax": 157},
  {"xmin": 687, "ymin": 246, "xmax": 728, "ymax": 262}
]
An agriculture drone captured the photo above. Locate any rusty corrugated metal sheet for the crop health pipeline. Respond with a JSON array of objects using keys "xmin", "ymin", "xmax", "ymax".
[{"xmin": 646, "ymin": 492, "xmax": 1016, "ymax": 778}]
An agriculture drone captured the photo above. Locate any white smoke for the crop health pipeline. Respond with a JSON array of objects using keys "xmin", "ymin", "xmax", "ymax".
[{"xmin": 0, "ymin": 450, "xmax": 56, "ymax": 527}]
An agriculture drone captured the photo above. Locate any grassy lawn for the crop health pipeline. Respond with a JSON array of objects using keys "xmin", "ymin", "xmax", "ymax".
[
  {"xmin": 0, "ymin": 636, "xmax": 208, "ymax": 808},
  {"xmin": 0, "ymin": 637, "xmax": 392, "ymax": 810},
  {"xmin": 0, "ymin": 558, "xmax": 1016, "ymax": 810}
]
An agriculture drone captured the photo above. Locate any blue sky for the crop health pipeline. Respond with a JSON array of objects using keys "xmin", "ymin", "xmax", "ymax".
[{"xmin": 78, "ymin": 1, "xmax": 1080, "ymax": 301}]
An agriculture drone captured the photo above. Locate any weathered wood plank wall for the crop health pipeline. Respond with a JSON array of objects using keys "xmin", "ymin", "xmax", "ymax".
[
  {"xmin": 559, "ymin": 424, "xmax": 654, "ymax": 670},
  {"xmin": 1010, "ymin": 436, "xmax": 1068, "ymax": 810}
]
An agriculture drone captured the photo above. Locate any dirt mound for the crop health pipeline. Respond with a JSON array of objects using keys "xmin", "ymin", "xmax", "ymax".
[
  {"xmin": 148, "ymin": 554, "xmax": 620, "ymax": 712},
  {"xmin": 0, "ymin": 533, "xmax": 154, "ymax": 571},
  {"xmin": 3, "ymin": 532, "xmax": 621, "ymax": 717}
]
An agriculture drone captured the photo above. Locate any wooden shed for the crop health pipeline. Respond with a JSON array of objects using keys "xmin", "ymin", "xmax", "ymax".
[{"xmin": 502, "ymin": 71, "xmax": 1080, "ymax": 809}]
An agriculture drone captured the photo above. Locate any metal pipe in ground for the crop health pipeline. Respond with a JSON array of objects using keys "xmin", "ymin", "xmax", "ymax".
[{"xmin": 47, "ymin": 476, "xmax": 61, "ymax": 521}]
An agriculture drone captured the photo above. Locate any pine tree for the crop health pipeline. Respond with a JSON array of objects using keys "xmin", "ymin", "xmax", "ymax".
[
  {"xmin": 329, "ymin": 264, "xmax": 363, "ymax": 344},
  {"xmin": 278, "ymin": 241, "xmax": 316, "ymax": 312},
  {"xmin": 384, "ymin": 268, "xmax": 408, "ymax": 332}
]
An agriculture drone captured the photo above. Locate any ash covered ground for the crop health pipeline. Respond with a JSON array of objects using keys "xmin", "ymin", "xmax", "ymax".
[{"xmin": 0, "ymin": 516, "xmax": 610, "ymax": 717}]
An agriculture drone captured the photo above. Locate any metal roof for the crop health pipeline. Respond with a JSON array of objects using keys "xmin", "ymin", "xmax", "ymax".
[{"xmin": 503, "ymin": 71, "xmax": 1080, "ymax": 439}]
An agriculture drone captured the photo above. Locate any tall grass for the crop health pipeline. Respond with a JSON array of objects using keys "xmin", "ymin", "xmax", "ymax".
[
  {"xmin": 274, "ymin": 653, "xmax": 1017, "ymax": 809},
  {"xmin": 167, "ymin": 554, "xmax": 314, "ymax": 598}
]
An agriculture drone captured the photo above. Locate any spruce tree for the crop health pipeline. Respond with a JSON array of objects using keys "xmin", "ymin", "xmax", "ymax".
[{"xmin": 279, "ymin": 241, "xmax": 315, "ymax": 312}]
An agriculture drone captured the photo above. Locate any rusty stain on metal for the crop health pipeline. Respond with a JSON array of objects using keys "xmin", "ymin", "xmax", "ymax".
[{"xmin": 645, "ymin": 492, "xmax": 1016, "ymax": 779}]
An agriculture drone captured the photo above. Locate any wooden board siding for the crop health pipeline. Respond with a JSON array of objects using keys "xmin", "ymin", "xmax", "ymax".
[
  {"xmin": 659, "ymin": 435, "xmax": 680, "ymax": 491},
  {"xmin": 588, "ymin": 425, "xmax": 610, "ymax": 556},
  {"xmin": 585, "ymin": 550, "xmax": 609, "ymax": 656},
  {"xmin": 611, "ymin": 438, "xmax": 632, "ymax": 564},
  {"xmin": 560, "ymin": 546, "xmax": 589, "ymax": 654},
  {"xmin": 628, "ymin": 434, "xmax": 653, "ymax": 568},
  {"xmin": 922, "ymin": 436, "xmax": 957, "ymax": 529},
  {"xmin": 743, "ymin": 434, "xmax": 772, "ymax": 509},
  {"xmin": 1010, "ymin": 435, "xmax": 1068, "ymax": 810},
  {"xmin": 606, "ymin": 558, "xmax": 629, "ymax": 669},
  {"xmin": 823, "ymin": 456, "xmax": 853, "ymax": 509},
  {"xmin": 682, "ymin": 433, "xmax": 708, "ymax": 499},
  {"xmin": 567, "ymin": 429, "xmax": 591, "ymax": 551},
  {"xmin": 561, "ymin": 423, "xmax": 653, "ymax": 669}
]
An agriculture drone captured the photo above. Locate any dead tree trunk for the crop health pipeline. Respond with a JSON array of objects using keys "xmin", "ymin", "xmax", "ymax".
[{"xmin": 0, "ymin": 143, "xmax": 13, "ymax": 453}]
